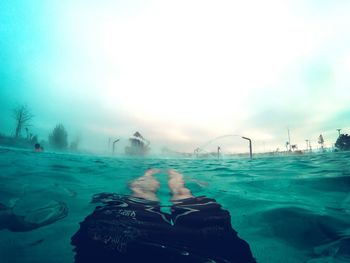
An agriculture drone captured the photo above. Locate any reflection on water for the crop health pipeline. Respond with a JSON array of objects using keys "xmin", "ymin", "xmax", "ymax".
[
  {"xmin": 1, "ymin": 199, "xmax": 68, "ymax": 232},
  {"xmin": 0, "ymin": 147, "xmax": 349, "ymax": 262}
]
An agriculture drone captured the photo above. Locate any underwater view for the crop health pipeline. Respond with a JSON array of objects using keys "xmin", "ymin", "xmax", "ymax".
[{"xmin": 1, "ymin": 146, "xmax": 349, "ymax": 262}]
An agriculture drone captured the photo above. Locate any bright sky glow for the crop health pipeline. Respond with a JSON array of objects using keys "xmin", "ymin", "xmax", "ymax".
[{"xmin": 1, "ymin": 0, "xmax": 350, "ymax": 153}]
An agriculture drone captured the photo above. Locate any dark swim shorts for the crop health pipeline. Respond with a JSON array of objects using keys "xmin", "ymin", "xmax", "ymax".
[{"xmin": 71, "ymin": 193, "xmax": 256, "ymax": 263}]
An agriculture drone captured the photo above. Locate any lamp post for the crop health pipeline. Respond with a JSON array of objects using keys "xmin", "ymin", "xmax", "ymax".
[
  {"xmin": 287, "ymin": 128, "xmax": 291, "ymax": 151},
  {"xmin": 112, "ymin": 139, "xmax": 120, "ymax": 155},
  {"xmin": 242, "ymin": 136, "xmax": 252, "ymax": 159}
]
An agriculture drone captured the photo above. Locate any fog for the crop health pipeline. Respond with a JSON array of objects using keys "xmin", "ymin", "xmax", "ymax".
[{"xmin": 1, "ymin": 0, "xmax": 350, "ymax": 155}]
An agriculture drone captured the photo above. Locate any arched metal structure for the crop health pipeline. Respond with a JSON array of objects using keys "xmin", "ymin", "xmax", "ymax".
[{"xmin": 195, "ymin": 134, "xmax": 253, "ymax": 159}]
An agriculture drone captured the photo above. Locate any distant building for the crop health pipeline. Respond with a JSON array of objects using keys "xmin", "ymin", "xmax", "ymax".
[{"xmin": 125, "ymin": 132, "xmax": 150, "ymax": 155}]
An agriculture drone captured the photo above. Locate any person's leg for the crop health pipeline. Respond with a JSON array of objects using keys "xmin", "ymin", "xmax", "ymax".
[
  {"xmin": 167, "ymin": 169, "xmax": 193, "ymax": 201},
  {"xmin": 130, "ymin": 168, "xmax": 161, "ymax": 201},
  {"xmin": 167, "ymin": 170, "xmax": 256, "ymax": 262}
]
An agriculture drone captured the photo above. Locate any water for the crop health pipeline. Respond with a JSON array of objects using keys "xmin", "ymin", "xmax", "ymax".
[{"xmin": 0, "ymin": 146, "xmax": 349, "ymax": 262}]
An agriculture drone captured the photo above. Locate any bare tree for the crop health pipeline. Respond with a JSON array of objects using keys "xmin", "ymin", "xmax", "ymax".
[{"xmin": 13, "ymin": 105, "xmax": 33, "ymax": 138}]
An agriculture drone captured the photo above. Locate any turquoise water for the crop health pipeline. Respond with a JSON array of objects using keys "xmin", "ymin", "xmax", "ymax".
[{"xmin": 0, "ymin": 147, "xmax": 349, "ymax": 263}]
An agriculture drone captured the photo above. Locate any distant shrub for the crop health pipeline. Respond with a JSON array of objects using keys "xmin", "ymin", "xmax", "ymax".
[
  {"xmin": 49, "ymin": 124, "xmax": 68, "ymax": 149},
  {"xmin": 335, "ymin": 134, "xmax": 350, "ymax": 151}
]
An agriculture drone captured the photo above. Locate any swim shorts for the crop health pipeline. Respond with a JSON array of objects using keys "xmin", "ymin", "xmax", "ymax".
[{"xmin": 71, "ymin": 193, "xmax": 255, "ymax": 263}]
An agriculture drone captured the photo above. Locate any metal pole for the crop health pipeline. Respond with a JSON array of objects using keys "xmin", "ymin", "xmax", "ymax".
[
  {"xmin": 288, "ymin": 128, "xmax": 291, "ymax": 151},
  {"xmin": 242, "ymin": 137, "xmax": 252, "ymax": 159},
  {"xmin": 112, "ymin": 139, "xmax": 120, "ymax": 155}
]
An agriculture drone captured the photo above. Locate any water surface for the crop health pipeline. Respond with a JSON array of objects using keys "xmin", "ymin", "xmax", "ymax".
[{"xmin": 0, "ymin": 147, "xmax": 349, "ymax": 262}]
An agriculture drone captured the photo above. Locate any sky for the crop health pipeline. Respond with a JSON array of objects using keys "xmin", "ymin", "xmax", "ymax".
[{"xmin": 1, "ymin": 0, "xmax": 350, "ymax": 154}]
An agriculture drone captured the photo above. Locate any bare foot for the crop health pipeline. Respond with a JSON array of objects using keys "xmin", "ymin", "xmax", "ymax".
[
  {"xmin": 144, "ymin": 168, "xmax": 161, "ymax": 177},
  {"xmin": 167, "ymin": 169, "xmax": 193, "ymax": 201},
  {"xmin": 130, "ymin": 169, "xmax": 161, "ymax": 201}
]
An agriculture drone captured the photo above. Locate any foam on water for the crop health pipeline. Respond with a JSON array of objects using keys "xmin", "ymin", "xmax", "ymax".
[{"xmin": 0, "ymin": 147, "xmax": 349, "ymax": 262}]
